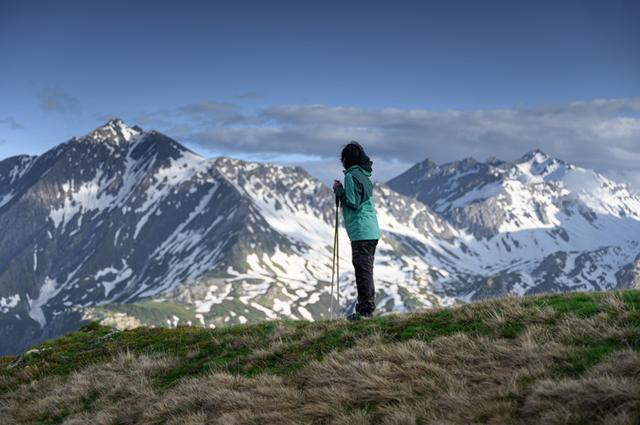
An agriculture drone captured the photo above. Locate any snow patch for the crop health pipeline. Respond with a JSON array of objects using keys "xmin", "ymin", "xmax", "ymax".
[
  {"xmin": 27, "ymin": 277, "xmax": 63, "ymax": 327},
  {"xmin": 0, "ymin": 294, "xmax": 20, "ymax": 313}
]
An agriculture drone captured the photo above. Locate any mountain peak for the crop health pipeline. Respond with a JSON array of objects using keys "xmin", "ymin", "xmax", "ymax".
[
  {"xmin": 415, "ymin": 157, "xmax": 438, "ymax": 170},
  {"xmin": 105, "ymin": 117, "xmax": 125, "ymax": 127},
  {"xmin": 84, "ymin": 118, "xmax": 143, "ymax": 144},
  {"xmin": 519, "ymin": 149, "xmax": 552, "ymax": 163}
]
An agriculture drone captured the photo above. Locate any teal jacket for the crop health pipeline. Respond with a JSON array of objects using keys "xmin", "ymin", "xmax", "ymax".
[{"xmin": 334, "ymin": 165, "xmax": 381, "ymax": 241}]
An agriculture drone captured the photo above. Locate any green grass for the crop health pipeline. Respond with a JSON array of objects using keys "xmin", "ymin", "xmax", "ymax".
[
  {"xmin": 621, "ymin": 289, "xmax": 640, "ymax": 309},
  {"xmin": 3, "ymin": 290, "xmax": 639, "ymax": 393},
  {"xmin": 527, "ymin": 292, "xmax": 601, "ymax": 317},
  {"xmin": 88, "ymin": 300, "xmax": 200, "ymax": 326},
  {"xmin": 3, "ymin": 290, "xmax": 640, "ymax": 425}
]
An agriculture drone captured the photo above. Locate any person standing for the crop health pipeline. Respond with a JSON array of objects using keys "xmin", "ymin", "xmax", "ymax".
[{"xmin": 332, "ymin": 141, "xmax": 381, "ymax": 320}]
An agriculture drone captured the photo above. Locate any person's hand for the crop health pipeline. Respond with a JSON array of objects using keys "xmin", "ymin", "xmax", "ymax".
[{"xmin": 332, "ymin": 180, "xmax": 342, "ymax": 191}]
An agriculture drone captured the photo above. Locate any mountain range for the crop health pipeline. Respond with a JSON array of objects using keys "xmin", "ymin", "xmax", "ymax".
[{"xmin": 1, "ymin": 119, "xmax": 639, "ymax": 354}]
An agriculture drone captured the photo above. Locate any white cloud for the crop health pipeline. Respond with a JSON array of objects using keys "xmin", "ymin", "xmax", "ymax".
[{"xmin": 140, "ymin": 98, "xmax": 640, "ymax": 185}]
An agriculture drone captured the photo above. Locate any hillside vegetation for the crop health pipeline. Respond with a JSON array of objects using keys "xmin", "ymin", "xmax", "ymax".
[{"xmin": 1, "ymin": 290, "xmax": 639, "ymax": 424}]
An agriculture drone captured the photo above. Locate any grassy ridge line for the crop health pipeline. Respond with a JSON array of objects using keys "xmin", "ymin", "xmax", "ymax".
[
  {"xmin": 3, "ymin": 290, "xmax": 639, "ymax": 386},
  {"xmin": 1, "ymin": 290, "xmax": 639, "ymax": 424}
]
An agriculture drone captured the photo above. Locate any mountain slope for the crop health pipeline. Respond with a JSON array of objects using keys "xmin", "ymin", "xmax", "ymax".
[
  {"xmin": 388, "ymin": 150, "xmax": 640, "ymax": 300},
  {"xmin": 0, "ymin": 120, "xmax": 465, "ymax": 354},
  {"xmin": 2, "ymin": 121, "xmax": 640, "ymax": 354}
]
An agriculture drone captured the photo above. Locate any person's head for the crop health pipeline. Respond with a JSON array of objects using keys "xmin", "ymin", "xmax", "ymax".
[
  {"xmin": 341, "ymin": 142, "xmax": 361, "ymax": 169},
  {"xmin": 341, "ymin": 141, "xmax": 373, "ymax": 172}
]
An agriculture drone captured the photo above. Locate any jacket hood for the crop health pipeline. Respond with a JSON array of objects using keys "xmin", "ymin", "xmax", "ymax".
[{"xmin": 344, "ymin": 165, "xmax": 372, "ymax": 177}]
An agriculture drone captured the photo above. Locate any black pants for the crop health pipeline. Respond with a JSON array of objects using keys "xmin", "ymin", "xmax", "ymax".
[{"xmin": 351, "ymin": 239, "xmax": 378, "ymax": 315}]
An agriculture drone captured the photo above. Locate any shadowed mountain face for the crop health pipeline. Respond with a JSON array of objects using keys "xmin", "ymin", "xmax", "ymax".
[
  {"xmin": 1, "ymin": 120, "xmax": 639, "ymax": 354},
  {"xmin": 387, "ymin": 149, "xmax": 640, "ymax": 295}
]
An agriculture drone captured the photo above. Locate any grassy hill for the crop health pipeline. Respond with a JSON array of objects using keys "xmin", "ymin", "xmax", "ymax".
[{"xmin": 1, "ymin": 290, "xmax": 639, "ymax": 424}]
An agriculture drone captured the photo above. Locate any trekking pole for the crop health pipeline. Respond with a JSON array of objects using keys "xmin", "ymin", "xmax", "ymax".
[
  {"xmin": 329, "ymin": 195, "xmax": 340, "ymax": 319},
  {"xmin": 336, "ymin": 197, "xmax": 340, "ymax": 316}
]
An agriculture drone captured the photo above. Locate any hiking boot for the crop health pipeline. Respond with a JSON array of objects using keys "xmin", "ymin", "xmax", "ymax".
[{"xmin": 347, "ymin": 312, "xmax": 372, "ymax": 321}]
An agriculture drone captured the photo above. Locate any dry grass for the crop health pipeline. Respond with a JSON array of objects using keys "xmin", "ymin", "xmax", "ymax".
[
  {"xmin": 1, "ymin": 290, "xmax": 639, "ymax": 424},
  {"xmin": 1, "ymin": 352, "xmax": 173, "ymax": 425}
]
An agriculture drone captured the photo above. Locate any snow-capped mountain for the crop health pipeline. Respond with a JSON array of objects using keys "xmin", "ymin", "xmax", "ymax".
[
  {"xmin": 388, "ymin": 150, "xmax": 640, "ymax": 299},
  {"xmin": 0, "ymin": 120, "xmax": 460, "ymax": 354},
  {"xmin": 1, "ymin": 120, "xmax": 639, "ymax": 354}
]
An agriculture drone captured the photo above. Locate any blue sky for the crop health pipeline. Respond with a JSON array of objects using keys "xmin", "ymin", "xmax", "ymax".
[{"xmin": 1, "ymin": 0, "xmax": 639, "ymax": 184}]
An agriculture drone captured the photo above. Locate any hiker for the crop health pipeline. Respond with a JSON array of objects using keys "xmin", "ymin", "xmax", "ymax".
[{"xmin": 332, "ymin": 141, "xmax": 381, "ymax": 320}]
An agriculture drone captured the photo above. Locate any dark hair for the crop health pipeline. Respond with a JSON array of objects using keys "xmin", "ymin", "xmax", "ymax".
[
  {"xmin": 341, "ymin": 142, "xmax": 361, "ymax": 169},
  {"xmin": 341, "ymin": 141, "xmax": 373, "ymax": 172}
]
